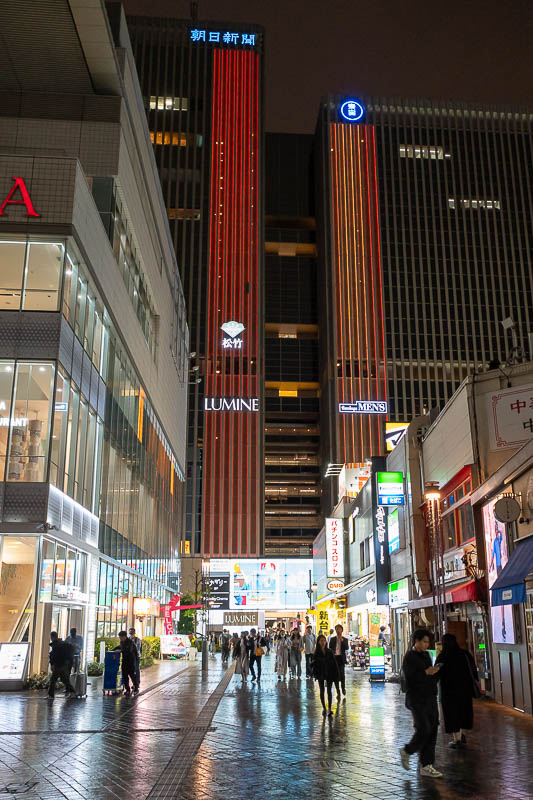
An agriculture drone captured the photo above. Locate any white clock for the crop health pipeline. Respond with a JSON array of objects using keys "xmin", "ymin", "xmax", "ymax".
[{"xmin": 494, "ymin": 496, "xmax": 521, "ymax": 524}]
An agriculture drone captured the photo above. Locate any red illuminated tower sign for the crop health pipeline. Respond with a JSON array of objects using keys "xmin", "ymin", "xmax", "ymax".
[
  {"xmin": 0, "ymin": 178, "xmax": 40, "ymax": 218},
  {"xmin": 202, "ymin": 47, "xmax": 263, "ymax": 558}
]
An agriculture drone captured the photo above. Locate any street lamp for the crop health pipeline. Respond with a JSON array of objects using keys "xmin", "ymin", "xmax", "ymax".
[
  {"xmin": 306, "ymin": 569, "xmax": 317, "ymax": 606},
  {"xmin": 424, "ymin": 481, "xmax": 447, "ymax": 639}
]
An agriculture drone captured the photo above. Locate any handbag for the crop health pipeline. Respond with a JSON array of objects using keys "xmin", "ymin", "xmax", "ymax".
[
  {"xmin": 464, "ymin": 651, "xmax": 482, "ymax": 698},
  {"xmin": 255, "ymin": 646, "xmax": 264, "ymax": 657}
]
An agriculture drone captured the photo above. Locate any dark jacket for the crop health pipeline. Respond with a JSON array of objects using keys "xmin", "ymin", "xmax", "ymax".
[
  {"xmin": 115, "ymin": 637, "xmax": 139, "ymax": 669},
  {"xmin": 49, "ymin": 639, "xmax": 74, "ymax": 669},
  {"xmin": 248, "ymin": 635, "xmax": 267, "ymax": 655},
  {"xmin": 402, "ymin": 648, "xmax": 439, "ymax": 706},
  {"xmin": 328, "ymin": 635, "xmax": 349, "ymax": 662},
  {"xmin": 435, "ymin": 646, "xmax": 479, "ymax": 733},
  {"xmin": 313, "ymin": 646, "xmax": 341, "ymax": 682}
]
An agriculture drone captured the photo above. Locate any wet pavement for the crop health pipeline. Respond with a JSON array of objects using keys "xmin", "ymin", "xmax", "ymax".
[{"xmin": 0, "ymin": 655, "xmax": 532, "ymax": 799}]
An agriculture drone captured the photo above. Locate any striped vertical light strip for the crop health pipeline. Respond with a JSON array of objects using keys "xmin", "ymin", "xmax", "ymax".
[
  {"xmin": 329, "ymin": 122, "xmax": 386, "ymax": 463},
  {"xmin": 203, "ymin": 48, "xmax": 260, "ymax": 558}
]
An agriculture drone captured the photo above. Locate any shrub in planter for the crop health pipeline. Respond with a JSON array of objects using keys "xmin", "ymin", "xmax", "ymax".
[
  {"xmin": 144, "ymin": 636, "xmax": 160, "ymax": 660},
  {"xmin": 25, "ymin": 672, "xmax": 64, "ymax": 691},
  {"xmin": 139, "ymin": 638, "xmax": 154, "ymax": 670},
  {"xmin": 94, "ymin": 637, "xmax": 120, "ymax": 660},
  {"xmin": 87, "ymin": 661, "xmax": 104, "ymax": 677}
]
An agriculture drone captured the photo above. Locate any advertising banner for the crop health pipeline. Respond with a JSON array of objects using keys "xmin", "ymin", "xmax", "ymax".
[
  {"xmin": 482, "ymin": 498, "xmax": 515, "ymax": 644},
  {"xmin": 0, "ymin": 643, "xmax": 29, "ymax": 681},
  {"xmin": 377, "ymin": 472, "xmax": 404, "ymax": 506},
  {"xmin": 326, "ymin": 518, "xmax": 344, "ymax": 579},
  {"xmin": 206, "ymin": 575, "xmax": 230, "ymax": 610},
  {"xmin": 208, "ymin": 558, "xmax": 312, "ymax": 610},
  {"xmin": 486, "ymin": 384, "xmax": 533, "ymax": 451},
  {"xmin": 160, "ymin": 635, "xmax": 190, "ymax": 656}
]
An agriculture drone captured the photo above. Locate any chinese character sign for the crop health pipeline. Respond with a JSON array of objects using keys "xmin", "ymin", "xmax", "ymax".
[
  {"xmin": 190, "ymin": 29, "xmax": 256, "ymax": 46},
  {"xmin": 326, "ymin": 518, "xmax": 345, "ymax": 579},
  {"xmin": 486, "ymin": 383, "xmax": 533, "ymax": 450},
  {"xmin": 375, "ymin": 507, "xmax": 387, "ymax": 566}
]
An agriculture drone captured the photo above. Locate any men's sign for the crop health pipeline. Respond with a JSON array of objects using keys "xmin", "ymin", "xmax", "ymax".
[
  {"xmin": 339, "ymin": 401, "xmax": 387, "ymax": 414},
  {"xmin": 0, "ymin": 178, "xmax": 40, "ymax": 218}
]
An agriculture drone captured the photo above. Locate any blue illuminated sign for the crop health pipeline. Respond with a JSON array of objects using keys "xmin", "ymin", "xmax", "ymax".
[
  {"xmin": 190, "ymin": 29, "xmax": 256, "ymax": 46},
  {"xmin": 340, "ymin": 100, "xmax": 364, "ymax": 122}
]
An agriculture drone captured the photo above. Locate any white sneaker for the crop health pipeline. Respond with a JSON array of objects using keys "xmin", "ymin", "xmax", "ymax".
[
  {"xmin": 419, "ymin": 764, "xmax": 443, "ymax": 778},
  {"xmin": 399, "ymin": 748, "xmax": 410, "ymax": 770}
]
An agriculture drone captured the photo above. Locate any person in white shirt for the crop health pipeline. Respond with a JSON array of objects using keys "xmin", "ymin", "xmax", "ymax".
[{"xmin": 302, "ymin": 625, "xmax": 317, "ymax": 678}]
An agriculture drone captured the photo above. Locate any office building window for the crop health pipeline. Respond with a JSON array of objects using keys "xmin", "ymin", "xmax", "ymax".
[
  {"xmin": 448, "ymin": 198, "xmax": 501, "ymax": 210},
  {"xmin": 399, "ymin": 145, "xmax": 448, "ymax": 160},
  {"xmin": 0, "ymin": 239, "xmax": 63, "ymax": 311},
  {"xmin": 149, "ymin": 96, "xmax": 188, "ymax": 111}
]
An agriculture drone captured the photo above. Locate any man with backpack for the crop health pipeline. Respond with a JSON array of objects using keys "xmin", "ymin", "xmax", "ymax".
[
  {"xmin": 400, "ymin": 628, "xmax": 443, "ymax": 778},
  {"xmin": 114, "ymin": 630, "xmax": 140, "ymax": 696},
  {"xmin": 48, "ymin": 632, "xmax": 76, "ymax": 699}
]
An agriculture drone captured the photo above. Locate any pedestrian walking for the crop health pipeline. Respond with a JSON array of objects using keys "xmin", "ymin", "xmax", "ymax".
[
  {"xmin": 234, "ymin": 632, "xmax": 249, "ymax": 682},
  {"xmin": 48, "ymin": 632, "xmax": 76, "ymax": 699},
  {"xmin": 275, "ymin": 632, "xmax": 290, "ymax": 680},
  {"xmin": 265, "ymin": 630, "xmax": 271, "ymax": 655},
  {"xmin": 328, "ymin": 624, "xmax": 349, "ymax": 696},
  {"xmin": 400, "ymin": 628, "xmax": 443, "ymax": 779},
  {"xmin": 128, "ymin": 627, "xmax": 142, "ymax": 687},
  {"xmin": 313, "ymin": 634, "xmax": 340, "ymax": 715},
  {"xmin": 248, "ymin": 628, "xmax": 267, "ymax": 682},
  {"xmin": 220, "ymin": 629, "xmax": 231, "ymax": 665},
  {"xmin": 435, "ymin": 633, "xmax": 480, "ymax": 747},
  {"xmin": 289, "ymin": 628, "xmax": 303, "ymax": 678},
  {"xmin": 114, "ymin": 630, "xmax": 140, "ymax": 696},
  {"xmin": 65, "ymin": 627, "xmax": 84, "ymax": 673},
  {"xmin": 231, "ymin": 632, "xmax": 240, "ymax": 660},
  {"xmin": 302, "ymin": 625, "xmax": 317, "ymax": 678}
]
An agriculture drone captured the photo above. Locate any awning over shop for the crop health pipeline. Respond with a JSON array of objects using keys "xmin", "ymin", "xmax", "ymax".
[
  {"xmin": 491, "ymin": 535, "xmax": 533, "ymax": 606},
  {"xmin": 407, "ymin": 580, "xmax": 482, "ymax": 610}
]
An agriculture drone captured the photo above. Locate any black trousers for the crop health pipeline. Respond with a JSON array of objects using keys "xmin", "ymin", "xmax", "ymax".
[
  {"xmin": 318, "ymin": 677, "xmax": 339, "ymax": 709},
  {"xmin": 122, "ymin": 663, "xmax": 139, "ymax": 693},
  {"xmin": 405, "ymin": 699, "xmax": 439, "ymax": 767},
  {"xmin": 48, "ymin": 666, "xmax": 75, "ymax": 697},
  {"xmin": 221, "ymin": 647, "xmax": 230, "ymax": 664},
  {"xmin": 305, "ymin": 653, "xmax": 314, "ymax": 677},
  {"xmin": 249, "ymin": 654, "xmax": 262, "ymax": 679},
  {"xmin": 334, "ymin": 655, "xmax": 346, "ymax": 692}
]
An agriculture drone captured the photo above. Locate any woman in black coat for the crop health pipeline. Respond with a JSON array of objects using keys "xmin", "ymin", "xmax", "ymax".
[
  {"xmin": 313, "ymin": 634, "xmax": 340, "ymax": 715},
  {"xmin": 435, "ymin": 633, "xmax": 479, "ymax": 747}
]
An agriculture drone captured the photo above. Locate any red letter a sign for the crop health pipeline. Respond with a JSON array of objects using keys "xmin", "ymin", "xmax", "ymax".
[{"xmin": 0, "ymin": 177, "xmax": 40, "ymax": 218}]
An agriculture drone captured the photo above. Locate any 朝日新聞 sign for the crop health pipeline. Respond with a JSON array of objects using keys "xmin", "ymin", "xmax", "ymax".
[
  {"xmin": 190, "ymin": 29, "xmax": 256, "ymax": 46},
  {"xmin": 326, "ymin": 517, "xmax": 344, "ymax": 579}
]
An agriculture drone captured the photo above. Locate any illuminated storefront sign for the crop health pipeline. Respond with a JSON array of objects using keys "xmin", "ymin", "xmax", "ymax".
[
  {"xmin": 377, "ymin": 471, "xmax": 405, "ymax": 506},
  {"xmin": 0, "ymin": 417, "xmax": 27, "ymax": 427},
  {"xmin": 326, "ymin": 518, "xmax": 344, "ymax": 579},
  {"xmin": 133, "ymin": 597, "xmax": 160, "ymax": 617},
  {"xmin": 339, "ymin": 401, "xmax": 387, "ymax": 414},
  {"xmin": 221, "ymin": 321, "xmax": 245, "ymax": 350},
  {"xmin": 388, "ymin": 578, "xmax": 409, "ymax": 607},
  {"xmin": 369, "ymin": 646, "xmax": 385, "ymax": 677},
  {"xmin": 204, "ymin": 397, "xmax": 259, "ymax": 412},
  {"xmin": 482, "ymin": 498, "xmax": 515, "ymax": 644},
  {"xmin": 340, "ymin": 99, "xmax": 365, "ymax": 122},
  {"xmin": 190, "ymin": 28, "xmax": 256, "ymax": 45},
  {"xmin": 327, "ymin": 579, "xmax": 345, "ymax": 591},
  {"xmin": 375, "ymin": 507, "xmax": 387, "ymax": 566},
  {"xmin": 0, "ymin": 177, "xmax": 40, "ymax": 218},
  {"xmin": 385, "ymin": 422, "xmax": 409, "ymax": 452},
  {"xmin": 388, "ymin": 507, "xmax": 400, "ymax": 553}
]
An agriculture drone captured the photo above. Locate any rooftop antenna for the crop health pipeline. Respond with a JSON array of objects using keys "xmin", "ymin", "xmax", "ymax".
[{"xmin": 191, "ymin": 1, "xmax": 198, "ymax": 21}]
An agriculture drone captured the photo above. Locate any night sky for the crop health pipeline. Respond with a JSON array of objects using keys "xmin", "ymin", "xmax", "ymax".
[{"xmin": 123, "ymin": 0, "xmax": 533, "ymax": 133}]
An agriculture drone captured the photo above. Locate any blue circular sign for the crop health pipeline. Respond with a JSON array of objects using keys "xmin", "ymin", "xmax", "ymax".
[{"xmin": 340, "ymin": 99, "xmax": 364, "ymax": 122}]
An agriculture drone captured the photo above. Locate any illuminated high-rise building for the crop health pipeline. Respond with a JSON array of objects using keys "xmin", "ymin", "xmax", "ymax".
[
  {"xmin": 129, "ymin": 15, "xmax": 264, "ymax": 557},
  {"xmin": 316, "ymin": 95, "xmax": 533, "ymax": 507}
]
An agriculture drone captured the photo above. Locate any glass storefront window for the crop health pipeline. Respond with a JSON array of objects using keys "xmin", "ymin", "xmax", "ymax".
[
  {"xmin": 74, "ymin": 276, "xmax": 87, "ymax": 343},
  {"xmin": 54, "ymin": 544, "xmax": 66, "ymax": 593},
  {"xmin": 0, "ymin": 362, "xmax": 15, "ymax": 481},
  {"xmin": 63, "ymin": 251, "xmax": 78, "ymax": 324},
  {"xmin": 7, "ymin": 362, "xmax": 54, "ymax": 482},
  {"xmin": 66, "ymin": 549, "xmax": 76, "ymax": 587},
  {"xmin": 0, "ymin": 536, "xmax": 37, "ymax": 642},
  {"xmin": 40, "ymin": 538, "xmax": 55, "ymax": 602},
  {"xmin": 22, "ymin": 242, "xmax": 63, "ymax": 311},
  {"xmin": 50, "ymin": 370, "xmax": 69, "ymax": 487},
  {"xmin": 76, "ymin": 552, "xmax": 87, "ymax": 593},
  {"xmin": 0, "ymin": 242, "xmax": 25, "ymax": 309}
]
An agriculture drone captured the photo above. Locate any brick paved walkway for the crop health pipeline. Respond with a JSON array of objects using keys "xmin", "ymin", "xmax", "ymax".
[{"xmin": 0, "ymin": 654, "xmax": 532, "ymax": 798}]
